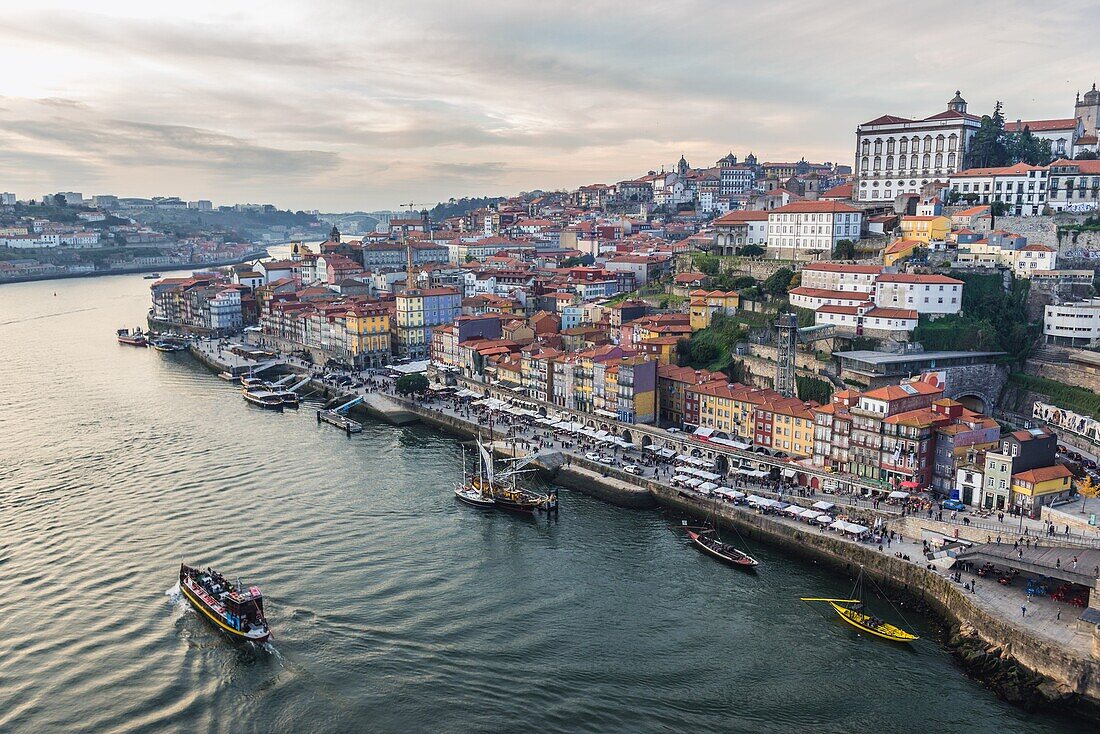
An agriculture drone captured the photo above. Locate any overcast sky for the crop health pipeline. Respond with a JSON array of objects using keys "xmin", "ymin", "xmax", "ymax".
[{"xmin": 0, "ymin": 0, "xmax": 1096, "ymax": 211}]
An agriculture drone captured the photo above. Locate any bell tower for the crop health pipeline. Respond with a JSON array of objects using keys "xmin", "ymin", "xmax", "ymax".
[
  {"xmin": 1077, "ymin": 83, "xmax": 1100, "ymax": 136},
  {"xmin": 948, "ymin": 90, "xmax": 967, "ymax": 114}
]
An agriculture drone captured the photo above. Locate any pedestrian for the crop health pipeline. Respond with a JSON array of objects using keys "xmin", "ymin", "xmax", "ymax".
[
  {"xmin": 1021, "ymin": 604, "xmax": 1027, "ymax": 618},
  {"xmin": 1057, "ymin": 610, "xmax": 1061, "ymax": 621}
]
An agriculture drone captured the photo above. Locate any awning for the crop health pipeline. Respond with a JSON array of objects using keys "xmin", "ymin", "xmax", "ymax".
[
  {"xmin": 799, "ymin": 508, "xmax": 822, "ymax": 519},
  {"xmin": 699, "ymin": 481, "xmax": 719, "ymax": 492},
  {"xmin": 812, "ymin": 501, "xmax": 835, "ymax": 511},
  {"xmin": 815, "ymin": 514, "xmax": 833, "ymax": 524},
  {"xmin": 899, "ymin": 480, "xmax": 921, "ymax": 489},
  {"xmin": 888, "ymin": 490, "xmax": 909, "ymax": 500},
  {"xmin": 693, "ymin": 427, "xmax": 715, "ymax": 438},
  {"xmin": 782, "ymin": 468, "xmax": 798, "ymax": 479},
  {"xmin": 784, "ymin": 505, "xmax": 804, "ymax": 517},
  {"xmin": 594, "ymin": 409, "xmax": 617, "ymax": 419},
  {"xmin": 672, "ymin": 474, "xmax": 692, "ymax": 484},
  {"xmin": 684, "ymin": 478, "xmax": 703, "ymax": 488}
]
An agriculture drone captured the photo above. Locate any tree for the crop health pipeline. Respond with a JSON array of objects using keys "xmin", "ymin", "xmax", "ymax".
[
  {"xmin": 969, "ymin": 102, "xmax": 1010, "ymax": 168},
  {"xmin": 561, "ymin": 254, "xmax": 594, "ymax": 267},
  {"xmin": 763, "ymin": 267, "xmax": 794, "ymax": 297},
  {"xmin": 1007, "ymin": 126, "xmax": 1053, "ymax": 165},
  {"xmin": 1078, "ymin": 476, "xmax": 1100, "ymax": 514},
  {"xmin": 1076, "ymin": 150, "xmax": 1099, "ymax": 161},
  {"xmin": 693, "ymin": 252, "xmax": 720, "ymax": 275},
  {"xmin": 738, "ymin": 244, "xmax": 765, "ymax": 257},
  {"xmin": 52, "ymin": 193, "xmax": 67, "ymax": 207},
  {"xmin": 944, "ymin": 189, "xmax": 962, "ymax": 205},
  {"xmin": 990, "ymin": 200, "xmax": 1009, "ymax": 216},
  {"xmin": 395, "ymin": 373, "xmax": 429, "ymax": 395},
  {"xmin": 832, "ymin": 239, "xmax": 856, "ymax": 259}
]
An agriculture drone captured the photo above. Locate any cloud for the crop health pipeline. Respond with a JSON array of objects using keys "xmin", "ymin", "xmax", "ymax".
[{"xmin": 0, "ymin": 0, "xmax": 1095, "ymax": 209}]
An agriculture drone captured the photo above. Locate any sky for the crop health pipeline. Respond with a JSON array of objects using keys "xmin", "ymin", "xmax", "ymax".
[{"xmin": 0, "ymin": 0, "xmax": 1097, "ymax": 212}]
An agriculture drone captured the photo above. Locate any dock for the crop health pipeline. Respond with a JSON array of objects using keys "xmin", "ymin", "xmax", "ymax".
[{"xmin": 317, "ymin": 409, "xmax": 363, "ymax": 434}]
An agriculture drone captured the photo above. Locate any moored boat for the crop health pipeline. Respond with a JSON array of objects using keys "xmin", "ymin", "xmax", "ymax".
[
  {"xmin": 242, "ymin": 389, "xmax": 284, "ymax": 410},
  {"xmin": 179, "ymin": 564, "xmax": 270, "ymax": 642},
  {"xmin": 150, "ymin": 339, "xmax": 186, "ymax": 353},
  {"xmin": 686, "ymin": 528, "xmax": 759, "ymax": 569},
  {"xmin": 456, "ymin": 436, "xmax": 556, "ymax": 514},
  {"xmin": 218, "ymin": 371, "xmax": 240, "ymax": 382},
  {"xmin": 801, "ymin": 566, "xmax": 919, "ymax": 644},
  {"xmin": 241, "ymin": 376, "xmax": 270, "ymax": 389},
  {"xmin": 116, "ymin": 327, "xmax": 147, "ymax": 347},
  {"xmin": 272, "ymin": 390, "xmax": 299, "ymax": 408},
  {"xmin": 143, "ymin": 272, "xmax": 161, "ymax": 279}
]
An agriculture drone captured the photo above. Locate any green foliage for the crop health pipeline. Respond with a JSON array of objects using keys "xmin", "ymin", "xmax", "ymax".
[
  {"xmin": 763, "ymin": 267, "xmax": 794, "ymax": 297},
  {"xmin": 712, "ymin": 272, "xmax": 756, "ymax": 291},
  {"xmin": 792, "ymin": 306, "xmax": 816, "ymax": 328},
  {"xmin": 561, "ymin": 254, "xmax": 594, "ymax": 267},
  {"xmin": 693, "ymin": 252, "xmax": 720, "ymax": 275},
  {"xmin": 429, "ymin": 197, "xmax": 504, "ymax": 220},
  {"xmin": 738, "ymin": 244, "xmax": 766, "ymax": 257},
  {"xmin": 970, "ymin": 101, "xmax": 1010, "ymax": 168},
  {"xmin": 944, "ymin": 189, "xmax": 962, "ymax": 205},
  {"xmin": 1076, "ymin": 150, "xmax": 1098, "ymax": 160},
  {"xmin": 990, "ymin": 201, "xmax": 1009, "ymax": 216},
  {"xmin": 796, "ymin": 375, "xmax": 833, "ymax": 405},
  {"xmin": 832, "ymin": 239, "xmax": 857, "ymax": 259},
  {"xmin": 1007, "ymin": 126, "xmax": 1053, "ymax": 165},
  {"xmin": 678, "ymin": 312, "xmax": 746, "ymax": 372},
  {"xmin": 911, "ymin": 273, "xmax": 1039, "ymax": 361},
  {"xmin": 1008, "ymin": 373, "xmax": 1100, "ymax": 420},
  {"xmin": 395, "ymin": 373, "xmax": 429, "ymax": 395},
  {"xmin": 724, "ymin": 359, "xmax": 750, "ymax": 384}
]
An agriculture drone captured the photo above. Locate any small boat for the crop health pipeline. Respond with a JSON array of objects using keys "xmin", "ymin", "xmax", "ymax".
[
  {"xmin": 686, "ymin": 528, "xmax": 759, "ymax": 569},
  {"xmin": 150, "ymin": 340, "xmax": 187, "ymax": 353},
  {"xmin": 143, "ymin": 272, "xmax": 161, "ymax": 279},
  {"xmin": 242, "ymin": 389, "xmax": 284, "ymax": 410},
  {"xmin": 116, "ymin": 327, "xmax": 147, "ymax": 347},
  {"xmin": 179, "ymin": 564, "xmax": 270, "ymax": 643},
  {"xmin": 241, "ymin": 376, "xmax": 270, "ymax": 389},
  {"xmin": 801, "ymin": 566, "xmax": 919, "ymax": 644},
  {"xmin": 218, "ymin": 371, "xmax": 240, "ymax": 382},
  {"xmin": 455, "ymin": 484, "xmax": 496, "ymax": 508}
]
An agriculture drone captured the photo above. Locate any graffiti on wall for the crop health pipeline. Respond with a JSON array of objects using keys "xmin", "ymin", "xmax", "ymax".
[{"xmin": 1033, "ymin": 401, "xmax": 1100, "ymax": 444}]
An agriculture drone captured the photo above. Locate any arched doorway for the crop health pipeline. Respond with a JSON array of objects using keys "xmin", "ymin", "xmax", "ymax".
[
  {"xmin": 715, "ymin": 454, "xmax": 730, "ymax": 475},
  {"xmin": 620, "ymin": 429, "xmax": 634, "ymax": 445},
  {"xmin": 586, "ymin": 419, "xmax": 596, "ymax": 429},
  {"xmin": 954, "ymin": 392, "xmax": 990, "ymax": 414},
  {"xmin": 537, "ymin": 406, "xmax": 547, "ymax": 418},
  {"xmin": 641, "ymin": 434, "xmax": 652, "ymax": 448}
]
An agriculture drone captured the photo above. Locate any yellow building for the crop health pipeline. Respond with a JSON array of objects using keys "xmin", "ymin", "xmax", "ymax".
[
  {"xmin": 344, "ymin": 305, "xmax": 392, "ymax": 367},
  {"xmin": 899, "ymin": 215, "xmax": 950, "ymax": 244},
  {"xmin": 757, "ymin": 398, "xmax": 816, "ymax": 457},
  {"xmin": 689, "ymin": 290, "xmax": 740, "ymax": 331},
  {"xmin": 1011, "ymin": 464, "xmax": 1075, "ymax": 512},
  {"xmin": 638, "ymin": 336, "xmax": 679, "ymax": 365},
  {"xmin": 883, "ymin": 238, "xmax": 922, "ymax": 266}
]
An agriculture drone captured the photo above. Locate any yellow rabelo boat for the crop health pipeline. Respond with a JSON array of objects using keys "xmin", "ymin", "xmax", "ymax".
[{"xmin": 801, "ymin": 567, "xmax": 919, "ymax": 644}]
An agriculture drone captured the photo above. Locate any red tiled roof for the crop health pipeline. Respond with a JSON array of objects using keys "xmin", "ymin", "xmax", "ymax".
[
  {"xmin": 789, "ymin": 286, "xmax": 870, "ymax": 301},
  {"xmin": 1013, "ymin": 465, "xmax": 1073, "ymax": 484},
  {"xmin": 874, "ymin": 273, "xmax": 963, "ymax": 285},
  {"xmin": 713, "ymin": 210, "xmax": 770, "ymax": 224},
  {"xmin": 1004, "ymin": 119, "xmax": 1077, "ymax": 133},
  {"xmin": 951, "ymin": 163, "xmax": 1047, "ymax": 178}
]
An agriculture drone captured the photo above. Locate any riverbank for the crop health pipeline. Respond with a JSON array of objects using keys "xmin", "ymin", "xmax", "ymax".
[
  {"xmin": 0, "ymin": 250, "xmax": 269, "ymax": 285},
  {"xmin": 180, "ymin": 342, "xmax": 1100, "ymax": 721}
]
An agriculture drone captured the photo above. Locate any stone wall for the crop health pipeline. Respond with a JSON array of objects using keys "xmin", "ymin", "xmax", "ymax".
[{"xmin": 1023, "ymin": 359, "xmax": 1100, "ymax": 396}]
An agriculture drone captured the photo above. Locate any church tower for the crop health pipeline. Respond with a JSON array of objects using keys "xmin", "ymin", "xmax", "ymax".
[
  {"xmin": 1077, "ymin": 83, "xmax": 1100, "ymax": 136},
  {"xmin": 676, "ymin": 154, "xmax": 690, "ymax": 176},
  {"xmin": 329, "ymin": 224, "xmax": 341, "ymax": 243},
  {"xmin": 947, "ymin": 90, "xmax": 967, "ymax": 114}
]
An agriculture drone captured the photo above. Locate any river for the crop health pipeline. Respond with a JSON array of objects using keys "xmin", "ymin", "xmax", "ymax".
[{"xmin": 0, "ymin": 268, "xmax": 1079, "ymax": 733}]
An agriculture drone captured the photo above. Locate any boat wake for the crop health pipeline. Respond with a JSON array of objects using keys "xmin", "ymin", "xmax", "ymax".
[{"xmin": 165, "ymin": 583, "xmax": 183, "ymax": 606}]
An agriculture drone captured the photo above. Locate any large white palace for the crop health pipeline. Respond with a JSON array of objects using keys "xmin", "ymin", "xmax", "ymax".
[{"xmin": 853, "ymin": 92, "xmax": 981, "ymax": 203}]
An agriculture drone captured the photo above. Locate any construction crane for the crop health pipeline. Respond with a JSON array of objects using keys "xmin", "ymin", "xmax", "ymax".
[{"xmin": 774, "ymin": 313, "xmax": 835, "ymax": 398}]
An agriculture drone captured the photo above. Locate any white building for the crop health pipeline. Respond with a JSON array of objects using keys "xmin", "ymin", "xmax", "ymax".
[
  {"xmin": 872, "ymin": 273, "xmax": 963, "ymax": 315},
  {"xmin": 712, "ymin": 210, "xmax": 769, "ymax": 255},
  {"xmin": 854, "ymin": 91, "xmax": 981, "ymax": 203},
  {"xmin": 788, "ymin": 287, "xmax": 871, "ymax": 311},
  {"xmin": 208, "ymin": 287, "xmax": 243, "ymax": 333},
  {"xmin": 947, "ymin": 163, "xmax": 1049, "ymax": 216},
  {"xmin": 814, "ymin": 303, "xmax": 918, "ymax": 337},
  {"xmin": 799, "ymin": 262, "xmax": 882, "ymax": 293},
  {"xmin": 59, "ymin": 231, "xmax": 101, "ymax": 248},
  {"xmin": 187, "ymin": 200, "xmax": 213, "ymax": 211},
  {"xmin": 0, "ymin": 192, "xmax": 15, "ymax": 206},
  {"xmin": 1044, "ymin": 297, "xmax": 1100, "ymax": 347},
  {"xmin": 1004, "ymin": 119, "xmax": 1081, "ymax": 160},
  {"xmin": 765, "ymin": 201, "xmax": 862, "ymax": 261},
  {"xmin": 1046, "ymin": 158, "xmax": 1100, "ymax": 212}
]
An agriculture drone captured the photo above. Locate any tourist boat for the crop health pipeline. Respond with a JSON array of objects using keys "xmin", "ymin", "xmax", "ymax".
[
  {"xmin": 456, "ymin": 436, "xmax": 556, "ymax": 514},
  {"xmin": 218, "ymin": 371, "xmax": 240, "ymax": 382},
  {"xmin": 242, "ymin": 389, "xmax": 284, "ymax": 410},
  {"xmin": 143, "ymin": 272, "xmax": 161, "ymax": 279},
  {"xmin": 801, "ymin": 566, "xmax": 919, "ymax": 644},
  {"xmin": 272, "ymin": 390, "xmax": 300, "ymax": 408},
  {"xmin": 179, "ymin": 564, "xmax": 270, "ymax": 643},
  {"xmin": 240, "ymin": 376, "xmax": 270, "ymax": 389},
  {"xmin": 116, "ymin": 327, "xmax": 147, "ymax": 347},
  {"xmin": 686, "ymin": 528, "xmax": 759, "ymax": 569}
]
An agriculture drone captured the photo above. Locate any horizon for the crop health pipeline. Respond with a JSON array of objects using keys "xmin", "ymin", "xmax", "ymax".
[{"xmin": 0, "ymin": 0, "xmax": 1097, "ymax": 211}]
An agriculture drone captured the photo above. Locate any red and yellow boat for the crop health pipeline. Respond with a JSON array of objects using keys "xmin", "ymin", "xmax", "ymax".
[{"xmin": 179, "ymin": 564, "xmax": 271, "ymax": 643}]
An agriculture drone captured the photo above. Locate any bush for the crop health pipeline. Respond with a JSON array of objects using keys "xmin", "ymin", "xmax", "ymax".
[
  {"xmin": 395, "ymin": 373, "xmax": 429, "ymax": 395},
  {"xmin": 796, "ymin": 375, "xmax": 834, "ymax": 404},
  {"xmin": 1008, "ymin": 373, "xmax": 1100, "ymax": 420}
]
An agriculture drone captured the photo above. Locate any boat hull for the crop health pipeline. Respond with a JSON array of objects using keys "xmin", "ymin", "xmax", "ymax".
[
  {"xmin": 687, "ymin": 530, "xmax": 759, "ymax": 569},
  {"xmin": 455, "ymin": 487, "xmax": 496, "ymax": 508},
  {"xmin": 117, "ymin": 336, "xmax": 147, "ymax": 347},
  {"xmin": 829, "ymin": 602, "xmax": 918, "ymax": 643},
  {"xmin": 179, "ymin": 578, "xmax": 270, "ymax": 643}
]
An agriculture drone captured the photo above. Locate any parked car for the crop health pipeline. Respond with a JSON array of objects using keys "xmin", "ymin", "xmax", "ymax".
[
  {"xmin": 585, "ymin": 452, "xmax": 602, "ymax": 462},
  {"xmin": 623, "ymin": 464, "xmax": 641, "ymax": 474},
  {"xmin": 942, "ymin": 499, "xmax": 966, "ymax": 511},
  {"xmin": 598, "ymin": 455, "xmax": 615, "ymax": 465}
]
